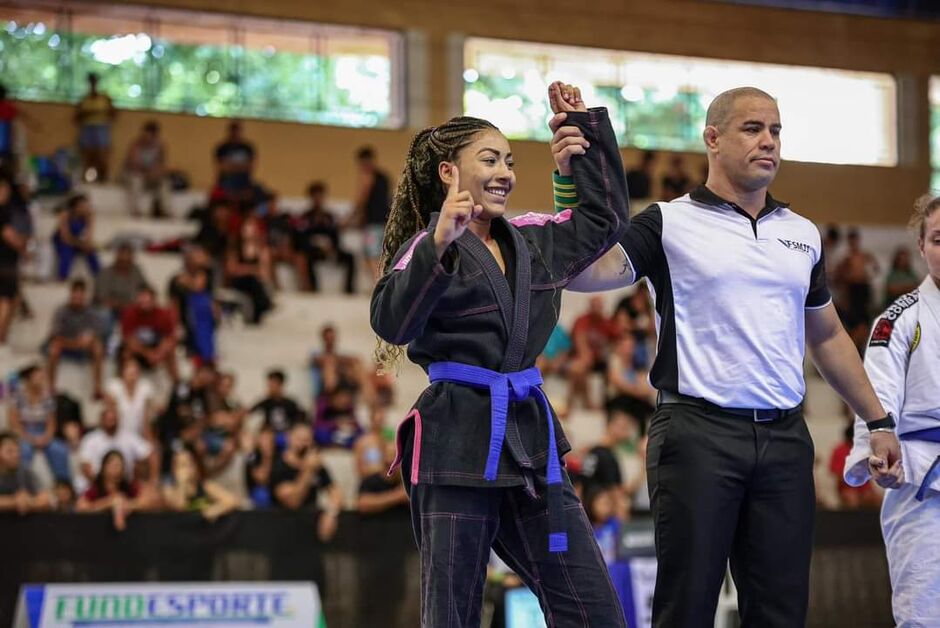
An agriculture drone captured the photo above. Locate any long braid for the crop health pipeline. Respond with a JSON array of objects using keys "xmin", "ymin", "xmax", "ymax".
[{"xmin": 375, "ymin": 116, "xmax": 498, "ymax": 372}]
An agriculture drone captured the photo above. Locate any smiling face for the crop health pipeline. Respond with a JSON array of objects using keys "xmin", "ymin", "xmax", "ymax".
[
  {"xmin": 705, "ymin": 95, "xmax": 781, "ymax": 193},
  {"xmin": 443, "ymin": 129, "xmax": 516, "ymax": 219}
]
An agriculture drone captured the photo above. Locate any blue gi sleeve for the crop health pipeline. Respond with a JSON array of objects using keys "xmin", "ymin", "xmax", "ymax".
[{"xmin": 370, "ymin": 230, "xmax": 459, "ymax": 345}]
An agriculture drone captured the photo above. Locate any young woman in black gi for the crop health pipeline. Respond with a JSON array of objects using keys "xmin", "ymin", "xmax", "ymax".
[{"xmin": 371, "ymin": 83, "xmax": 629, "ymax": 627}]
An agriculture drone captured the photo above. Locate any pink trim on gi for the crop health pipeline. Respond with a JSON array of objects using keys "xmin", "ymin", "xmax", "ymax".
[
  {"xmin": 393, "ymin": 232, "xmax": 429, "ymax": 271},
  {"xmin": 388, "ymin": 409, "xmax": 423, "ymax": 485},
  {"xmin": 509, "ymin": 209, "xmax": 573, "ymax": 228}
]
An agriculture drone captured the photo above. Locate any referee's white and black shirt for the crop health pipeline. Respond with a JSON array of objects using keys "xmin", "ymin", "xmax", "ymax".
[{"xmin": 621, "ymin": 185, "xmax": 831, "ymax": 410}]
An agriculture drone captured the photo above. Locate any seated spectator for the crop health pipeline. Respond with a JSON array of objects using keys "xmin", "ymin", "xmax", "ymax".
[
  {"xmin": 53, "ymin": 193, "xmax": 100, "ymax": 280},
  {"xmin": 47, "ymin": 279, "xmax": 105, "ymax": 397},
  {"xmin": 252, "ymin": 369, "xmax": 305, "ymax": 437},
  {"xmin": 0, "ymin": 432, "xmax": 53, "ymax": 514},
  {"xmin": 193, "ymin": 200, "xmax": 233, "ymax": 265},
  {"xmin": 202, "ymin": 407, "xmax": 248, "ymax": 505},
  {"xmin": 271, "ymin": 423, "xmax": 343, "ymax": 541},
  {"xmin": 76, "ymin": 449, "xmax": 155, "ymax": 531},
  {"xmin": 883, "ymin": 246, "xmax": 920, "ymax": 308},
  {"xmin": 120, "ymin": 286, "xmax": 179, "ymax": 382},
  {"xmin": 581, "ymin": 396, "xmax": 651, "ymax": 521},
  {"xmin": 0, "ymin": 173, "xmax": 27, "ymax": 351},
  {"xmin": 606, "ymin": 335, "xmax": 655, "ymax": 405},
  {"xmin": 214, "ymin": 121, "xmax": 256, "ymax": 198},
  {"xmin": 77, "ymin": 404, "xmax": 158, "ymax": 495},
  {"xmin": 225, "ymin": 217, "xmax": 273, "ymax": 325},
  {"xmin": 249, "ymin": 369, "xmax": 305, "ymax": 496},
  {"xmin": 162, "ymin": 446, "xmax": 241, "ymax": 522},
  {"xmin": 8, "ymin": 364, "xmax": 71, "ymax": 484},
  {"xmin": 293, "ymin": 181, "xmax": 356, "ymax": 294},
  {"xmin": 54, "ymin": 392, "xmax": 85, "ymax": 469},
  {"xmin": 168, "ymin": 244, "xmax": 217, "ymax": 362},
  {"xmin": 356, "ymin": 438, "xmax": 407, "ymax": 515},
  {"xmin": 829, "ymin": 422, "xmax": 881, "ymax": 510},
  {"xmin": 311, "ymin": 324, "xmax": 364, "ymax": 448},
  {"xmin": 569, "ymin": 296, "xmax": 621, "ymax": 410},
  {"xmin": 93, "ymin": 243, "xmax": 151, "ymax": 325},
  {"xmin": 123, "ymin": 120, "xmax": 169, "ymax": 218},
  {"xmin": 156, "ymin": 364, "xmax": 218, "ymax": 475},
  {"xmin": 105, "ymin": 358, "xmax": 156, "ymax": 440},
  {"xmin": 260, "ymin": 193, "xmax": 301, "ymax": 290},
  {"xmin": 245, "ymin": 427, "xmax": 276, "ymax": 510}
]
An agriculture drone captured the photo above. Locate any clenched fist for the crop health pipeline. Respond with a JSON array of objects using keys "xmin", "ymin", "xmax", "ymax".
[{"xmin": 547, "ymin": 81, "xmax": 590, "ymax": 177}]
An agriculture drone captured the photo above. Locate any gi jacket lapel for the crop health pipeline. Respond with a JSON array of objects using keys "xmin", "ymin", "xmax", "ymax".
[
  {"xmin": 919, "ymin": 276, "xmax": 940, "ymax": 328},
  {"xmin": 456, "ymin": 218, "xmax": 531, "ymax": 372}
]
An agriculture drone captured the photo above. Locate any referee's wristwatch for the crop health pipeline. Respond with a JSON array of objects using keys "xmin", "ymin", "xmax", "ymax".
[{"xmin": 866, "ymin": 412, "xmax": 897, "ymax": 433}]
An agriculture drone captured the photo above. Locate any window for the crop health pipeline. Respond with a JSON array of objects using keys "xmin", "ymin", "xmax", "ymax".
[
  {"xmin": 464, "ymin": 38, "xmax": 897, "ymax": 167},
  {"xmin": 0, "ymin": 3, "xmax": 404, "ymax": 129}
]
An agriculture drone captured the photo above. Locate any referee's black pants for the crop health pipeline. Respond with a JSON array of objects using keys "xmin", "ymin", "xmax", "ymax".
[{"xmin": 646, "ymin": 401, "xmax": 815, "ymax": 628}]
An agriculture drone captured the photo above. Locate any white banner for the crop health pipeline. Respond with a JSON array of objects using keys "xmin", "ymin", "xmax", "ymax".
[{"xmin": 14, "ymin": 582, "xmax": 324, "ymax": 628}]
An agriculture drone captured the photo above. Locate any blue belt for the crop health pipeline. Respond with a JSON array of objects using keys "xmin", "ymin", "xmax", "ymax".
[
  {"xmin": 428, "ymin": 362, "xmax": 567, "ymax": 553},
  {"xmin": 900, "ymin": 428, "xmax": 940, "ymax": 502}
]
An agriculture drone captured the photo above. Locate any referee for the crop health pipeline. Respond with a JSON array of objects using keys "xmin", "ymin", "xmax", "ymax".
[{"xmin": 555, "ymin": 86, "xmax": 904, "ymax": 627}]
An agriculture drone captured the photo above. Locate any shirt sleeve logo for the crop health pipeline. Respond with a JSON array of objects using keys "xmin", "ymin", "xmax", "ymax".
[
  {"xmin": 869, "ymin": 290, "xmax": 919, "ymax": 348},
  {"xmin": 777, "ymin": 238, "xmax": 813, "ymax": 256}
]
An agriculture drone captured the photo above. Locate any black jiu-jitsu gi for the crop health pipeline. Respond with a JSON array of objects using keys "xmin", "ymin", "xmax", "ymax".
[{"xmin": 371, "ymin": 108, "xmax": 629, "ymax": 627}]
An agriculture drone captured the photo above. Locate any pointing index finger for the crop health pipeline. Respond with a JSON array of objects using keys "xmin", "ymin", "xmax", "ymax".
[{"xmin": 446, "ymin": 164, "xmax": 460, "ymax": 199}]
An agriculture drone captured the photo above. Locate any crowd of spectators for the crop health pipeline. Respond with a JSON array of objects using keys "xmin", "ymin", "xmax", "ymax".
[
  {"xmin": 0, "ymin": 82, "xmax": 901, "ymax": 547},
  {"xmin": 0, "ymin": 77, "xmax": 405, "ymax": 542}
]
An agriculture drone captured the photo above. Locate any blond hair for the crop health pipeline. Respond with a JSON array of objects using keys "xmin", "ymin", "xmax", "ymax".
[{"xmin": 910, "ymin": 193, "xmax": 940, "ymax": 240}]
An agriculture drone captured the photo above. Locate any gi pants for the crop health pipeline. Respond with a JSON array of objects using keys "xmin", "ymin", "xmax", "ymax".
[
  {"xmin": 646, "ymin": 402, "xmax": 815, "ymax": 628},
  {"xmin": 882, "ymin": 482, "xmax": 940, "ymax": 627},
  {"xmin": 403, "ymin": 455, "xmax": 626, "ymax": 628}
]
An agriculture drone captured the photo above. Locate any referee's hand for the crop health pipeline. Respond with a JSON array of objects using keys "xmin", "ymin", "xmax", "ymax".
[{"xmin": 868, "ymin": 431, "xmax": 904, "ymax": 489}]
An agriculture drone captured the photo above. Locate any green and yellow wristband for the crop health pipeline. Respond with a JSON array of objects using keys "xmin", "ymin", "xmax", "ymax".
[{"xmin": 552, "ymin": 172, "xmax": 579, "ymax": 213}]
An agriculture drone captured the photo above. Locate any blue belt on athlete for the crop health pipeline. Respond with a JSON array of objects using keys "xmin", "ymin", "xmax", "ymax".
[
  {"xmin": 900, "ymin": 427, "xmax": 940, "ymax": 502},
  {"xmin": 428, "ymin": 362, "xmax": 568, "ymax": 553}
]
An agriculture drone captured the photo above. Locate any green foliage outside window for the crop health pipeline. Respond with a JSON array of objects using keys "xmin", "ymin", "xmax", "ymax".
[{"xmin": 0, "ymin": 14, "xmax": 400, "ymax": 129}]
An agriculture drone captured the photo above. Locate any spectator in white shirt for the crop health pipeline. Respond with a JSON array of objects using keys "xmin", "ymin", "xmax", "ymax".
[
  {"xmin": 105, "ymin": 358, "xmax": 156, "ymax": 440},
  {"xmin": 77, "ymin": 403, "xmax": 158, "ymax": 494}
]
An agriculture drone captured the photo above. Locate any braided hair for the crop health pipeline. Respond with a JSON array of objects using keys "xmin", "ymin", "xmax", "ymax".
[{"xmin": 375, "ymin": 116, "xmax": 498, "ymax": 372}]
